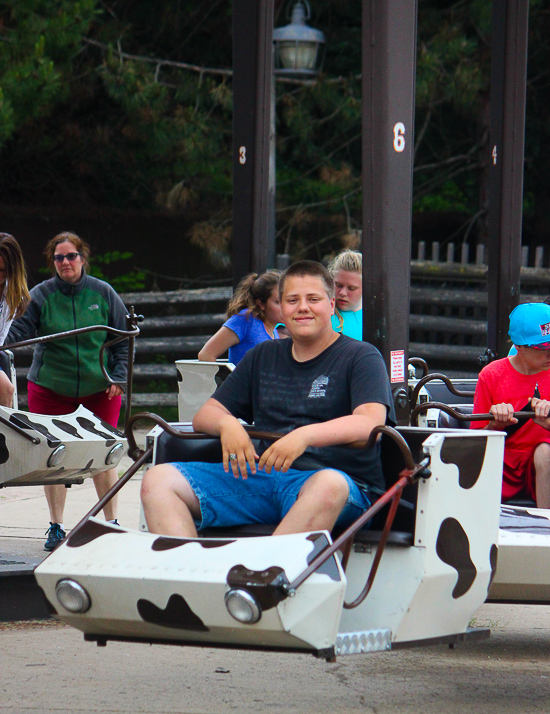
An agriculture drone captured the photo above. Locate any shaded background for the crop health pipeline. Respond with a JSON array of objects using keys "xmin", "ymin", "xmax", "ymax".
[{"xmin": 0, "ymin": 0, "xmax": 548, "ymax": 287}]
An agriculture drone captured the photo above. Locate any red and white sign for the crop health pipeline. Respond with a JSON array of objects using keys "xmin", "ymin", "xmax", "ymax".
[{"xmin": 390, "ymin": 350, "xmax": 405, "ymax": 383}]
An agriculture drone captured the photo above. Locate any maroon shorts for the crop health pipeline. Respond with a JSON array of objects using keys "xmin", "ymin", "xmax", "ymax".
[
  {"xmin": 502, "ymin": 446, "xmax": 539, "ymax": 503},
  {"xmin": 27, "ymin": 381, "xmax": 122, "ymax": 429}
]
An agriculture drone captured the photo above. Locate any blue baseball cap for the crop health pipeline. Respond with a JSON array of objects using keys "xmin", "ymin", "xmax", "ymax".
[{"xmin": 509, "ymin": 303, "xmax": 550, "ymax": 349}]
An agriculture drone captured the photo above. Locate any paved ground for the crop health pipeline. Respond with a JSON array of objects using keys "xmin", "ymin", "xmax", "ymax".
[{"xmin": 0, "ymin": 604, "xmax": 548, "ymax": 713}]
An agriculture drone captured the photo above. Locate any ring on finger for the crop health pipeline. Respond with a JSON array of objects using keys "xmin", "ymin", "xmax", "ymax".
[{"xmin": 229, "ymin": 453, "xmax": 238, "ymax": 461}]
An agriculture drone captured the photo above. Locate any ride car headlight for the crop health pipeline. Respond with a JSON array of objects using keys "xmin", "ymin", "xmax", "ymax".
[
  {"xmin": 55, "ymin": 579, "xmax": 91, "ymax": 613},
  {"xmin": 105, "ymin": 442, "xmax": 124, "ymax": 466},
  {"xmin": 224, "ymin": 588, "xmax": 261, "ymax": 624},
  {"xmin": 47, "ymin": 445, "xmax": 66, "ymax": 468}
]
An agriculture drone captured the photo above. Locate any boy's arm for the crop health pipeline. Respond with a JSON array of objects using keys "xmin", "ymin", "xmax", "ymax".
[{"xmin": 258, "ymin": 402, "xmax": 387, "ymax": 474}]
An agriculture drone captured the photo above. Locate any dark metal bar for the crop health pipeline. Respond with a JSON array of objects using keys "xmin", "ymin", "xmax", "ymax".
[
  {"xmin": 408, "ymin": 357, "xmax": 429, "ymax": 379},
  {"xmin": 364, "ymin": 425, "xmax": 417, "ymax": 470},
  {"xmin": 410, "ymin": 401, "xmax": 535, "ymax": 427},
  {"xmin": 362, "ymin": 0, "xmax": 418, "ymax": 424},
  {"xmin": 410, "ymin": 373, "xmax": 476, "ymax": 411},
  {"xmin": 343, "ymin": 478, "xmax": 404, "ymax": 609},
  {"xmin": 125, "ymin": 417, "xmax": 415, "ymax": 476},
  {"xmin": 4, "ymin": 321, "xmax": 139, "ymax": 432},
  {"xmin": 232, "ymin": 0, "xmax": 275, "ymax": 284},
  {"xmin": 487, "ymin": 0, "xmax": 529, "ymax": 358},
  {"xmin": 125, "ymin": 411, "xmax": 288, "ymax": 460},
  {"xmin": 2, "ymin": 323, "xmax": 139, "ymax": 354},
  {"xmin": 98, "ymin": 335, "xmax": 128, "ymax": 386}
]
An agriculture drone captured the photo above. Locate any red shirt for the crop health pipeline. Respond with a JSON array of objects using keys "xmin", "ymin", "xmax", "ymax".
[{"xmin": 471, "ymin": 357, "xmax": 550, "ymax": 499}]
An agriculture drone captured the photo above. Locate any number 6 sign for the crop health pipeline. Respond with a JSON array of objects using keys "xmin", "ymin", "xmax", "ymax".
[{"xmin": 393, "ymin": 122, "xmax": 405, "ymax": 153}]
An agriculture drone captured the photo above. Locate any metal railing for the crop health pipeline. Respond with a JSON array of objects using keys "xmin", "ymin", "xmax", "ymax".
[{"xmin": 2, "ymin": 306, "xmax": 142, "ymax": 433}]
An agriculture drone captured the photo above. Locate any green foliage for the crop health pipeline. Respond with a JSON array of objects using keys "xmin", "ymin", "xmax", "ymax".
[
  {"xmin": 88, "ymin": 251, "xmax": 146, "ymax": 292},
  {"xmin": 0, "ymin": 0, "xmax": 548, "ymax": 258},
  {"xmin": 0, "ymin": 0, "xmax": 98, "ymax": 145},
  {"xmin": 414, "ymin": 180, "xmax": 473, "ymax": 214}
]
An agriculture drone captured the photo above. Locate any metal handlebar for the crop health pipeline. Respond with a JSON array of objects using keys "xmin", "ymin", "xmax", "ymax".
[
  {"xmin": 125, "ymin": 411, "xmax": 287, "ymax": 460},
  {"xmin": 2, "ymin": 322, "xmax": 140, "ymax": 355},
  {"xmin": 410, "ymin": 372, "xmax": 476, "ymax": 411},
  {"xmin": 410, "ymin": 401, "xmax": 536, "ymax": 427},
  {"xmin": 2, "ymin": 307, "xmax": 143, "ymax": 434},
  {"xmin": 408, "ymin": 357, "xmax": 429, "ymax": 378}
]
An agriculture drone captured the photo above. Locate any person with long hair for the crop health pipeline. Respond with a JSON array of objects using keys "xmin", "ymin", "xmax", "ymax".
[
  {"xmin": 0, "ymin": 233, "xmax": 30, "ymax": 406},
  {"xmin": 7, "ymin": 232, "xmax": 128, "ymax": 551},
  {"xmin": 327, "ymin": 249, "xmax": 363, "ymax": 340},
  {"xmin": 198, "ymin": 271, "xmax": 283, "ymax": 365}
]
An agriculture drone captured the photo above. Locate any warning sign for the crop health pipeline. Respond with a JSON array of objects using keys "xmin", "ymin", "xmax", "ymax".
[{"xmin": 390, "ymin": 350, "xmax": 405, "ymax": 384}]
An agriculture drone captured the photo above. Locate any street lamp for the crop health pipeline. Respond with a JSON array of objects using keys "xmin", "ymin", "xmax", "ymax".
[
  {"xmin": 270, "ymin": 1, "xmax": 325, "ymax": 269},
  {"xmin": 273, "ymin": 1, "xmax": 325, "ymax": 78}
]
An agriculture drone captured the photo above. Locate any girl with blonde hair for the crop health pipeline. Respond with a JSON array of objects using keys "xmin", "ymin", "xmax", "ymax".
[
  {"xmin": 0, "ymin": 233, "xmax": 30, "ymax": 406},
  {"xmin": 327, "ymin": 249, "xmax": 363, "ymax": 340},
  {"xmin": 198, "ymin": 271, "xmax": 283, "ymax": 364}
]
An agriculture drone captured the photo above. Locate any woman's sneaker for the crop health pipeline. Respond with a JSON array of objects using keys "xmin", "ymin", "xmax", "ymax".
[{"xmin": 44, "ymin": 522, "xmax": 66, "ymax": 551}]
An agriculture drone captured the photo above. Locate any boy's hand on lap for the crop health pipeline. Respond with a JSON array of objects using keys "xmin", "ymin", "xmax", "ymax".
[
  {"xmin": 259, "ymin": 429, "xmax": 310, "ymax": 474},
  {"xmin": 220, "ymin": 416, "xmax": 258, "ymax": 479}
]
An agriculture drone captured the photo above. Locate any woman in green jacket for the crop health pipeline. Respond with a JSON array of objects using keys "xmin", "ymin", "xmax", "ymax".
[{"xmin": 8, "ymin": 232, "xmax": 128, "ymax": 551}]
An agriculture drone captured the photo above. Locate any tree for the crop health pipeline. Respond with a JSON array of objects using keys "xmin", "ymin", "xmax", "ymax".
[{"xmin": 0, "ymin": 1, "xmax": 548, "ymax": 277}]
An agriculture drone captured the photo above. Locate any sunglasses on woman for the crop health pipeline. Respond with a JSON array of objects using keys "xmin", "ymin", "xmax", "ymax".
[{"xmin": 53, "ymin": 252, "xmax": 81, "ymax": 263}]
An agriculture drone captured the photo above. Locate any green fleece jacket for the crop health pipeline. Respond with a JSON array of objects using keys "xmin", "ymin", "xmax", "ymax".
[{"xmin": 7, "ymin": 272, "xmax": 128, "ymax": 399}]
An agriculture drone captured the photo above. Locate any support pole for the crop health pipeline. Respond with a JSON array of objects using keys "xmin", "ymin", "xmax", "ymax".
[
  {"xmin": 232, "ymin": 0, "xmax": 275, "ymax": 287},
  {"xmin": 362, "ymin": 0, "xmax": 418, "ymax": 423},
  {"xmin": 487, "ymin": 0, "xmax": 529, "ymax": 358}
]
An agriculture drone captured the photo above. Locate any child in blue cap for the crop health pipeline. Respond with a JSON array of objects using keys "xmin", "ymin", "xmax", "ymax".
[{"xmin": 470, "ymin": 302, "xmax": 550, "ymax": 507}]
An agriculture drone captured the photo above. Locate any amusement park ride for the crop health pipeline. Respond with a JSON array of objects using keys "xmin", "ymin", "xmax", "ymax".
[{"xmin": 2, "ymin": 0, "xmax": 549, "ymax": 660}]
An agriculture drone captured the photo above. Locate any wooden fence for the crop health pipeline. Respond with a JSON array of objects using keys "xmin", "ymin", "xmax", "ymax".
[
  {"xmin": 13, "ymin": 244, "xmax": 550, "ymax": 408},
  {"xmin": 13, "ymin": 287, "xmax": 232, "ymax": 409},
  {"xmin": 409, "ymin": 242, "xmax": 550, "ymax": 370}
]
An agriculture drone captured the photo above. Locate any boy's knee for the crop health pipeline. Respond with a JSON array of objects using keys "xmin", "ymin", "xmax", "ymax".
[
  {"xmin": 305, "ymin": 469, "xmax": 350, "ymax": 508},
  {"xmin": 141, "ymin": 464, "xmax": 172, "ymax": 500},
  {"xmin": 534, "ymin": 443, "xmax": 550, "ymax": 472},
  {"xmin": 0, "ymin": 379, "xmax": 14, "ymax": 406}
]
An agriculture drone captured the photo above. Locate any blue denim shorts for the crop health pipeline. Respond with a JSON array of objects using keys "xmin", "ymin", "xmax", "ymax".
[{"xmin": 171, "ymin": 462, "xmax": 371, "ymax": 530}]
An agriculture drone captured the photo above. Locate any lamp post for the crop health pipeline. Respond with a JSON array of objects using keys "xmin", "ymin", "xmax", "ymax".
[{"xmin": 270, "ymin": 1, "xmax": 325, "ymax": 269}]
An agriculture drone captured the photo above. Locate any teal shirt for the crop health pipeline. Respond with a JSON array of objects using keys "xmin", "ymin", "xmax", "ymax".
[{"xmin": 331, "ymin": 309, "xmax": 362, "ymax": 341}]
